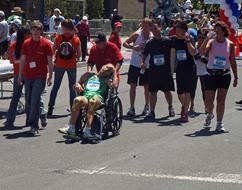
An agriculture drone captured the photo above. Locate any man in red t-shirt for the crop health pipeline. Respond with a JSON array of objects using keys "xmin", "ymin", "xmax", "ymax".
[
  {"xmin": 18, "ymin": 21, "xmax": 54, "ymax": 136},
  {"xmin": 109, "ymin": 22, "xmax": 122, "ymax": 50},
  {"xmin": 87, "ymin": 32, "xmax": 123, "ymax": 86}
]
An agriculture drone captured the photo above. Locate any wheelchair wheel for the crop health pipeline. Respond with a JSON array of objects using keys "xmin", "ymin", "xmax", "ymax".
[
  {"xmin": 16, "ymin": 101, "xmax": 25, "ymax": 114},
  {"xmin": 111, "ymin": 97, "xmax": 123, "ymax": 136}
]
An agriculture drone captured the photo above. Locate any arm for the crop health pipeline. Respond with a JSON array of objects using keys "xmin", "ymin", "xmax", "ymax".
[
  {"xmin": 76, "ymin": 43, "xmax": 81, "ymax": 60},
  {"xmin": 74, "ymin": 72, "xmax": 94, "ymax": 92},
  {"xmin": 185, "ymin": 34, "xmax": 196, "ymax": 56},
  {"xmin": 229, "ymin": 43, "xmax": 238, "ymax": 87},
  {"xmin": 123, "ymin": 33, "xmax": 139, "ymax": 50},
  {"xmin": 17, "ymin": 54, "xmax": 26, "ymax": 85},
  {"xmin": 47, "ymin": 55, "xmax": 54, "ymax": 86}
]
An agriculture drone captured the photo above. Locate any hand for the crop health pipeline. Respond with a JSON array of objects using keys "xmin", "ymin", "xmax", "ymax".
[
  {"xmin": 185, "ymin": 33, "xmax": 191, "ymax": 42},
  {"xmin": 140, "ymin": 62, "xmax": 145, "ymax": 69},
  {"xmin": 17, "ymin": 75, "xmax": 23, "ymax": 86},
  {"xmin": 233, "ymin": 78, "xmax": 238, "ymax": 87},
  {"xmin": 47, "ymin": 77, "xmax": 52, "ymax": 86},
  {"xmin": 73, "ymin": 83, "xmax": 84, "ymax": 92},
  {"xmin": 112, "ymin": 79, "xmax": 119, "ymax": 88}
]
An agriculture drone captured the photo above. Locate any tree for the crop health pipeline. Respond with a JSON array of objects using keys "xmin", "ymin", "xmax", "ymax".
[{"xmin": 86, "ymin": 0, "xmax": 104, "ymax": 19}]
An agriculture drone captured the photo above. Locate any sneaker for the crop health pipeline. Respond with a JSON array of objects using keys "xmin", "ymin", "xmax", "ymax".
[
  {"xmin": 3, "ymin": 121, "xmax": 14, "ymax": 128},
  {"xmin": 40, "ymin": 114, "xmax": 47, "ymax": 128},
  {"xmin": 58, "ymin": 125, "xmax": 75, "ymax": 135},
  {"xmin": 235, "ymin": 100, "xmax": 242, "ymax": 105},
  {"xmin": 142, "ymin": 105, "xmax": 150, "ymax": 115},
  {"xmin": 204, "ymin": 113, "xmax": 214, "ymax": 127},
  {"xmin": 144, "ymin": 111, "xmax": 155, "ymax": 120},
  {"xmin": 127, "ymin": 108, "xmax": 135, "ymax": 117},
  {"xmin": 169, "ymin": 106, "xmax": 175, "ymax": 117},
  {"xmin": 47, "ymin": 109, "xmax": 53, "ymax": 116},
  {"xmin": 29, "ymin": 128, "xmax": 39, "ymax": 136},
  {"xmin": 83, "ymin": 128, "xmax": 97, "ymax": 139},
  {"xmin": 215, "ymin": 122, "xmax": 225, "ymax": 133}
]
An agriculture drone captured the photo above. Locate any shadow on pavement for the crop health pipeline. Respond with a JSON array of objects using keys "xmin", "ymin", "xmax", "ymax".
[
  {"xmin": 0, "ymin": 126, "xmax": 24, "ymax": 131},
  {"xmin": 48, "ymin": 114, "xmax": 70, "ymax": 119},
  {"xmin": 188, "ymin": 111, "xmax": 204, "ymax": 118},
  {"xmin": 3, "ymin": 131, "xmax": 39, "ymax": 139},
  {"xmin": 185, "ymin": 128, "xmax": 229, "ymax": 138}
]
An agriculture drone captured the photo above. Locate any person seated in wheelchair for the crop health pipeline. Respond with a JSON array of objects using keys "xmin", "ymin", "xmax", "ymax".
[{"xmin": 58, "ymin": 63, "xmax": 116, "ymax": 139}]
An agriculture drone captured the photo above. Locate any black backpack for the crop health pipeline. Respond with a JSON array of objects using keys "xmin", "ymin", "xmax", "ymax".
[{"xmin": 57, "ymin": 35, "xmax": 75, "ymax": 60}]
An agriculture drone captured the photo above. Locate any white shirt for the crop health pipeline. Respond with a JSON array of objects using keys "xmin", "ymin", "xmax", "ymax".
[
  {"xmin": 49, "ymin": 15, "xmax": 65, "ymax": 33},
  {"xmin": 0, "ymin": 19, "xmax": 9, "ymax": 43}
]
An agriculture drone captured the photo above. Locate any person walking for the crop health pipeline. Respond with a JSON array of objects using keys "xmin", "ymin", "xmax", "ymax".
[
  {"xmin": 48, "ymin": 19, "xmax": 81, "ymax": 116},
  {"xmin": 200, "ymin": 21, "xmax": 238, "ymax": 132},
  {"xmin": 18, "ymin": 21, "xmax": 53, "ymax": 136},
  {"xmin": 76, "ymin": 16, "xmax": 90, "ymax": 62}
]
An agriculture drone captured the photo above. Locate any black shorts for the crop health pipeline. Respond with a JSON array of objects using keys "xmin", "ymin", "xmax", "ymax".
[
  {"xmin": 148, "ymin": 68, "xmax": 175, "ymax": 93},
  {"xmin": 0, "ymin": 40, "xmax": 9, "ymax": 56},
  {"xmin": 176, "ymin": 67, "xmax": 196, "ymax": 94},
  {"xmin": 204, "ymin": 74, "xmax": 231, "ymax": 91},
  {"xmin": 127, "ymin": 65, "xmax": 149, "ymax": 86}
]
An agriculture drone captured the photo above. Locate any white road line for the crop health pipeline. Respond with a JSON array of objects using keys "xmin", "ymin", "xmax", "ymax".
[{"xmin": 66, "ymin": 169, "xmax": 242, "ymax": 185}]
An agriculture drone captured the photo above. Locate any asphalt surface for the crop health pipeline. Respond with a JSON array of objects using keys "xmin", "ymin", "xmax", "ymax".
[{"xmin": 0, "ymin": 59, "xmax": 242, "ymax": 190}]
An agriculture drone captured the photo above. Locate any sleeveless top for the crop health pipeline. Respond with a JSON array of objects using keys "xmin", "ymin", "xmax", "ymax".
[
  {"xmin": 130, "ymin": 30, "xmax": 152, "ymax": 68},
  {"xmin": 207, "ymin": 39, "xmax": 231, "ymax": 70}
]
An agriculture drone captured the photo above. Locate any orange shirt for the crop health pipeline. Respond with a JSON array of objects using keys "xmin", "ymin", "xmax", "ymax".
[{"xmin": 55, "ymin": 34, "xmax": 80, "ymax": 69}]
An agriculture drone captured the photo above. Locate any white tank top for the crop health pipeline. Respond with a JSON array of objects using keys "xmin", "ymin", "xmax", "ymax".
[{"xmin": 130, "ymin": 31, "xmax": 152, "ymax": 68}]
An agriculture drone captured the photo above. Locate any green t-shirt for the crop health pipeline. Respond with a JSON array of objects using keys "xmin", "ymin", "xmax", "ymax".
[{"xmin": 83, "ymin": 75, "xmax": 108, "ymax": 102}]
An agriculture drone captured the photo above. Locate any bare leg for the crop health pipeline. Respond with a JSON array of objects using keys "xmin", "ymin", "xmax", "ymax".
[
  {"xmin": 205, "ymin": 90, "xmax": 216, "ymax": 114},
  {"xmin": 150, "ymin": 92, "xmax": 157, "ymax": 112},
  {"xmin": 164, "ymin": 91, "xmax": 173, "ymax": 107},
  {"xmin": 216, "ymin": 88, "xmax": 228, "ymax": 123},
  {"xmin": 129, "ymin": 83, "xmax": 136, "ymax": 109},
  {"xmin": 144, "ymin": 84, "xmax": 150, "ymax": 106},
  {"xmin": 86, "ymin": 96, "xmax": 102, "ymax": 128},
  {"xmin": 69, "ymin": 96, "xmax": 88, "ymax": 125}
]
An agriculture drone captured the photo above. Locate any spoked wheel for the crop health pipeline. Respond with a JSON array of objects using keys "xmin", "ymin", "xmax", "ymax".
[{"xmin": 111, "ymin": 97, "xmax": 123, "ymax": 136}]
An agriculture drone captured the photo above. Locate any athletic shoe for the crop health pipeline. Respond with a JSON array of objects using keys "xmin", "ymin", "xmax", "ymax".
[
  {"xmin": 144, "ymin": 111, "xmax": 155, "ymax": 120},
  {"xmin": 83, "ymin": 128, "xmax": 97, "ymax": 139},
  {"xmin": 29, "ymin": 128, "xmax": 38, "ymax": 136},
  {"xmin": 215, "ymin": 122, "xmax": 225, "ymax": 133},
  {"xmin": 58, "ymin": 125, "xmax": 75, "ymax": 135},
  {"xmin": 127, "ymin": 108, "xmax": 135, "ymax": 117},
  {"xmin": 3, "ymin": 121, "xmax": 14, "ymax": 128},
  {"xmin": 142, "ymin": 105, "xmax": 150, "ymax": 115},
  {"xmin": 235, "ymin": 100, "xmax": 242, "ymax": 105},
  {"xmin": 204, "ymin": 113, "xmax": 214, "ymax": 127},
  {"xmin": 40, "ymin": 114, "xmax": 47, "ymax": 128},
  {"xmin": 169, "ymin": 106, "xmax": 175, "ymax": 117}
]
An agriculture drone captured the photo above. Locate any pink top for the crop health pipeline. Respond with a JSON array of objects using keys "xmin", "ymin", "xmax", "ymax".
[{"xmin": 207, "ymin": 39, "xmax": 231, "ymax": 70}]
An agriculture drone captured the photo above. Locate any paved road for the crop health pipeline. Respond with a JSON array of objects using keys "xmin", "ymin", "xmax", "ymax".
[{"xmin": 0, "ymin": 61, "xmax": 242, "ymax": 190}]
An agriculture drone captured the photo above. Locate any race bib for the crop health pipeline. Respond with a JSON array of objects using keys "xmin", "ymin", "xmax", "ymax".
[
  {"xmin": 176, "ymin": 50, "xmax": 187, "ymax": 62},
  {"xmin": 213, "ymin": 56, "xmax": 226, "ymax": 69},
  {"xmin": 153, "ymin": 54, "xmax": 165, "ymax": 66},
  {"xmin": 29, "ymin": 61, "xmax": 37, "ymax": 69},
  {"xmin": 86, "ymin": 81, "xmax": 100, "ymax": 91}
]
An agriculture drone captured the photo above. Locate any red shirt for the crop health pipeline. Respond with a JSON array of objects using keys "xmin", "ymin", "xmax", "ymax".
[
  {"xmin": 21, "ymin": 37, "xmax": 53, "ymax": 79},
  {"xmin": 109, "ymin": 32, "xmax": 122, "ymax": 50},
  {"xmin": 88, "ymin": 41, "xmax": 123, "ymax": 72},
  {"xmin": 76, "ymin": 22, "xmax": 90, "ymax": 38},
  {"xmin": 55, "ymin": 34, "xmax": 80, "ymax": 69},
  {"xmin": 8, "ymin": 42, "xmax": 20, "ymax": 75},
  {"xmin": 168, "ymin": 27, "xmax": 176, "ymax": 37}
]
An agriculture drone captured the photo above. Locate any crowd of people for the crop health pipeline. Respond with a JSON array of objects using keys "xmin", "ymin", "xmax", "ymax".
[{"xmin": 0, "ymin": 6, "xmax": 241, "ymax": 139}]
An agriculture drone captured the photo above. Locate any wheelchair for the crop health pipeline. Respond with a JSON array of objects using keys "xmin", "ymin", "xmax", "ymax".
[{"xmin": 66, "ymin": 87, "xmax": 123, "ymax": 142}]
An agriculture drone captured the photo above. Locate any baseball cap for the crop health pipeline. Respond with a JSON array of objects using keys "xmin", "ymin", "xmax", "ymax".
[
  {"xmin": 54, "ymin": 8, "xmax": 62, "ymax": 14},
  {"xmin": 114, "ymin": 22, "xmax": 122, "ymax": 28},
  {"xmin": 94, "ymin": 32, "xmax": 107, "ymax": 43},
  {"xmin": 11, "ymin": 18, "xmax": 22, "ymax": 28},
  {"xmin": 0, "ymin": 11, "xmax": 5, "ymax": 17},
  {"xmin": 83, "ymin": 16, "xmax": 88, "ymax": 20}
]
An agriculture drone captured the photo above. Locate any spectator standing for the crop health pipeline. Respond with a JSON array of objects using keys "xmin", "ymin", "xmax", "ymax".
[
  {"xmin": 110, "ymin": 9, "xmax": 123, "ymax": 30},
  {"xmin": 0, "ymin": 11, "xmax": 9, "ymax": 57},
  {"xmin": 7, "ymin": 7, "xmax": 23, "ymax": 24},
  {"xmin": 109, "ymin": 22, "xmax": 122, "ymax": 50},
  {"xmin": 44, "ymin": 10, "xmax": 52, "ymax": 32},
  {"xmin": 48, "ymin": 20, "xmax": 81, "ymax": 116},
  {"xmin": 18, "ymin": 21, "xmax": 54, "ymax": 136},
  {"xmin": 10, "ymin": 18, "xmax": 22, "ymax": 42},
  {"xmin": 49, "ymin": 8, "xmax": 65, "ymax": 33},
  {"xmin": 76, "ymin": 16, "xmax": 90, "ymax": 62}
]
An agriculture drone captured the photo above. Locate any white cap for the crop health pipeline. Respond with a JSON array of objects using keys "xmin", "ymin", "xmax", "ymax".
[
  {"xmin": 0, "ymin": 11, "xmax": 5, "ymax": 17},
  {"xmin": 83, "ymin": 16, "xmax": 88, "ymax": 20},
  {"xmin": 54, "ymin": 8, "xmax": 62, "ymax": 14},
  {"xmin": 11, "ymin": 18, "xmax": 22, "ymax": 28}
]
